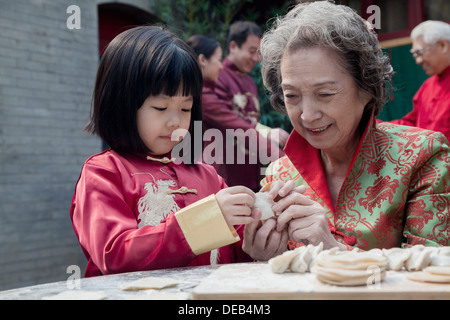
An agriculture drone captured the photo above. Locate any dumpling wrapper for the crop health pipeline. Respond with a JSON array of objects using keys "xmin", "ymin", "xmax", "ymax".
[
  {"xmin": 312, "ymin": 250, "xmax": 387, "ymax": 286},
  {"xmin": 425, "ymin": 266, "xmax": 450, "ymax": 276},
  {"xmin": 407, "ymin": 271, "xmax": 450, "ymax": 284},
  {"xmin": 312, "ymin": 265, "xmax": 386, "ymax": 286},
  {"xmin": 314, "ymin": 251, "xmax": 387, "ymax": 270},
  {"xmin": 119, "ymin": 276, "xmax": 181, "ymax": 291},
  {"xmin": 42, "ymin": 290, "xmax": 107, "ymax": 300},
  {"xmin": 126, "ymin": 291, "xmax": 191, "ymax": 300},
  {"xmin": 254, "ymin": 191, "xmax": 278, "ymax": 221}
]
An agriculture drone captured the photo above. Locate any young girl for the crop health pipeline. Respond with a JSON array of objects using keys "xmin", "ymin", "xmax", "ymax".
[{"xmin": 70, "ymin": 26, "xmax": 261, "ymax": 277}]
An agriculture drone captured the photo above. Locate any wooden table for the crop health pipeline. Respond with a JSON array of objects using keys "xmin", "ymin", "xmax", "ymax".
[
  {"xmin": 193, "ymin": 263, "xmax": 450, "ymax": 300},
  {"xmin": 0, "ymin": 265, "xmax": 218, "ymax": 300},
  {"xmin": 1, "ymin": 262, "xmax": 449, "ymax": 300}
]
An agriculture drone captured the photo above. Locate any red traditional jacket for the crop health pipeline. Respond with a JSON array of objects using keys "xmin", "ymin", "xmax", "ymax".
[
  {"xmin": 391, "ymin": 66, "xmax": 450, "ymax": 141},
  {"xmin": 263, "ymin": 114, "xmax": 450, "ymax": 250},
  {"xmin": 207, "ymin": 60, "xmax": 284, "ymax": 190},
  {"xmin": 215, "ymin": 58, "xmax": 261, "ymax": 125},
  {"xmin": 70, "ymin": 150, "xmax": 252, "ymax": 277}
]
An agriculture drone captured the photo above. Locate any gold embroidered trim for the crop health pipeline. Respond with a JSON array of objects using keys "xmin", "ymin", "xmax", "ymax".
[
  {"xmin": 146, "ymin": 155, "xmax": 174, "ymax": 164},
  {"xmin": 166, "ymin": 187, "xmax": 198, "ymax": 195}
]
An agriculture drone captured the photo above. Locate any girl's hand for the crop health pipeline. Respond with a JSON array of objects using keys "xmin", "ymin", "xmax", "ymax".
[
  {"xmin": 215, "ymin": 186, "xmax": 256, "ymax": 226},
  {"xmin": 273, "ymin": 193, "xmax": 345, "ymax": 250},
  {"xmin": 242, "ymin": 209, "xmax": 289, "ymax": 261}
]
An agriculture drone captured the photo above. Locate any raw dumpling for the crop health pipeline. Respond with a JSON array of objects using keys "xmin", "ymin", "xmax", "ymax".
[
  {"xmin": 404, "ymin": 246, "xmax": 432, "ymax": 271},
  {"xmin": 268, "ymin": 248, "xmax": 301, "ymax": 274},
  {"xmin": 254, "ymin": 191, "xmax": 278, "ymax": 221},
  {"xmin": 382, "ymin": 247, "xmax": 411, "ymax": 271}
]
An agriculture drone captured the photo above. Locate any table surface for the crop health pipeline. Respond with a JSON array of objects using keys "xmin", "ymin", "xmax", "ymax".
[
  {"xmin": 1, "ymin": 262, "xmax": 450, "ymax": 300},
  {"xmin": 0, "ymin": 264, "xmax": 219, "ymax": 300}
]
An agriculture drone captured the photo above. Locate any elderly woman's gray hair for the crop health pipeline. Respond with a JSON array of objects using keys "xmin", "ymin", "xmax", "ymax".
[
  {"xmin": 411, "ymin": 20, "xmax": 450, "ymax": 45},
  {"xmin": 260, "ymin": 1, "xmax": 393, "ymax": 116}
]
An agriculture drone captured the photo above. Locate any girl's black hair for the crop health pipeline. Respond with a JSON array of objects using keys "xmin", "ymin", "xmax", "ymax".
[
  {"xmin": 186, "ymin": 34, "xmax": 221, "ymax": 59},
  {"xmin": 86, "ymin": 25, "xmax": 203, "ymax": 159}
]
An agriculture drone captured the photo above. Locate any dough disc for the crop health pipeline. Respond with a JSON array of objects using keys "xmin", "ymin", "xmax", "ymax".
[
  {"xmin": 425, "ymin": 266, "xmax": 450, "ymax": 276},
  {"xmin": 407, "ymin": 271, "xmax": 450, "ymax": 284},
  {"xmin": 119, "ymin": 276, "xmax": 180, "ymax": 291},
  {"xmin": 312, "ymin": 265, "xmax": 386, "ymax": 286},
  {"xmin": 42, "ymin": 290, "xmax": 107, "ymax": 300}
]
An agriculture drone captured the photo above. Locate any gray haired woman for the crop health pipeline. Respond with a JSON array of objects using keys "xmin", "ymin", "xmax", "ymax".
[{"xmin": 242, "ymin": 1, "xmax": 450, "ymax": 258}]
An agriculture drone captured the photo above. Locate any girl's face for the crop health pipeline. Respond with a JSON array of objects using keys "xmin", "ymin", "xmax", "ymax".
[
  {"xmin": 280, "ymin": 47, "xmax": 371, "ymax": 156},
  {"xmin": 137, "ymin": 94, "xmax": 193, "ymax": 155},
  {"xmin": 200, "ymin": 46, "xmax": 223, "ymax": 83}
]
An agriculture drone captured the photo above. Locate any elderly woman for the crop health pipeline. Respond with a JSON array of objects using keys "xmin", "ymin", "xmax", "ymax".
[{"xmin": 243, "ymin": 1, "xmax": 450, "ymax": 258}]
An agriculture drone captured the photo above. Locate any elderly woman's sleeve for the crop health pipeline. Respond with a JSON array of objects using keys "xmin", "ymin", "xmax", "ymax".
[{"xmin": 403, "ymin": 132, "xmax": 450, "ymax": 247}]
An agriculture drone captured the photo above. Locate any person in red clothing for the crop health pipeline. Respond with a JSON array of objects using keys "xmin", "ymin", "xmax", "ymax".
[
  {"xmin": 209, "ymin": 22, "xmax": 289, "ymax": 191},
  {"xmin": 390, "ymin": 21, "xmax": 450, "ymax": 140},
  {"xmin": 187, "ymin": 34, "xmax": 283, "ymax": 187},
  {"xmin": 71, "ymin": 26, "xmax": 291, "ymax": 277}
]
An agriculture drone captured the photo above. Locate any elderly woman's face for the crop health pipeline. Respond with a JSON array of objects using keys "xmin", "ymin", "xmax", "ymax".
[{"xmin": 281, "ymin": 47, "xmax": 371, "ymax": 154}]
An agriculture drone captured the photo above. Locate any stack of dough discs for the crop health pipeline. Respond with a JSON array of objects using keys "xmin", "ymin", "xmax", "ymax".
[
  {"xmin": 407, "ymin": 266, "xmax": 450, "ymax": 284},
  {"xmin": 312, "ymin": 251, "xmax": 388, "ymax": 286}
]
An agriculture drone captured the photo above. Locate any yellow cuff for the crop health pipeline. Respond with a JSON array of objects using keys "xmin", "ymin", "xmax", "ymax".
[
  {"xmin": 255, "ymin": 123, "xmax": 271, "ymax": 138},
  {"xmin": 175, "ymin": 194, "xmax": 240, "ymax": 255}
]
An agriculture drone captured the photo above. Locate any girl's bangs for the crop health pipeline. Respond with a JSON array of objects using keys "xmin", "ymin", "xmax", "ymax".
[{"xmin": 147, "ymin": 47, "xmax": 203, "ymax": 99}]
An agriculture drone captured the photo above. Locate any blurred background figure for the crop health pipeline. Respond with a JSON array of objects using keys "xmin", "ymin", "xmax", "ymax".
[
  {"xmin": 390, "ymin": 20, "xmax": 450, "ymax": 141},
  {"xmin": 206, "ymin": 21, "xmax": 289, "ymax": 192}
]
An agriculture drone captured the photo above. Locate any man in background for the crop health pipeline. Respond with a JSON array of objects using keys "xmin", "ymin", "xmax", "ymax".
[
  {"xmin": 391, "ymin": 21, "xmax": 450, "ymax": 141},
  {"xmin": 203, "ymin": 21, "xmax": 289, "ymax": 191}
]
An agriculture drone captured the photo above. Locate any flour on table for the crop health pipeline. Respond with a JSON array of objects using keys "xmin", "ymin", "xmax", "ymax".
[
  {"xmin": 119, "ymin": 276, "xmax": 181, "ymax": 291},
  {"xmin": 126, "ymin": 291, "xmax": 191, "ymax": 300},
  {"xmin": 42, "ymin": 290, "xmax": 107, "ymax": 300}
]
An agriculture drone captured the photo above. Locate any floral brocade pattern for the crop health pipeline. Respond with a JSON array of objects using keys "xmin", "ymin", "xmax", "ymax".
[{"xmin": 263, "ymin": 120, "xmax": 450, "ymax": 250}]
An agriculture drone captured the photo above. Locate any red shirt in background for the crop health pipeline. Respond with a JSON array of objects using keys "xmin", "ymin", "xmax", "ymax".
[
  {"xmin": 391, "ymin": 66, "xmax": 450, "ymax": 142},
  {"xmin": 203, "ymin": 58, "xmax": 284, "ymax": 191}
]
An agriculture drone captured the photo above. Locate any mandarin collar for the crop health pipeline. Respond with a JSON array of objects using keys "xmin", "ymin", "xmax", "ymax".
[
  {"xmin": 222, "ymin": 57, "xmax": 245, "ymax": 75},
  {"xmin": 145, "ymin": 152, "xmax": 175, "ymax": 164},
  {"xmin": 283, "ymin": 110, "xmax": 375, "ymax": 212}
]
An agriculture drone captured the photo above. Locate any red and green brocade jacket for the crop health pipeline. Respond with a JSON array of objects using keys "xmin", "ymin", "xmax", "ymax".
[{"xmin": 262, "ymin": 114, "xmax": 450, "ymax": 250}]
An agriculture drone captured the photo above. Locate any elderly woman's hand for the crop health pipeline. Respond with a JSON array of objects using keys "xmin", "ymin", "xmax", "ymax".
[
  {"xmin": 241, "ymin": 179, "xmax": 305, "ymax": 260},
  {"xmin": 242, "ymin": 211, "xmax": 289, "ymax": 261},
  {"xmin": 273, "ymin": 194, "xmax": 346, "ymax": 250}
]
